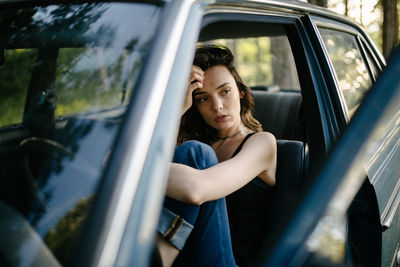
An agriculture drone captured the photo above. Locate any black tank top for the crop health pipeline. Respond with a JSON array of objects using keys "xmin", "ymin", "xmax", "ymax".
[{"xmin": 226, "ymin": 133, "xmax": 273, "ymax": 266}]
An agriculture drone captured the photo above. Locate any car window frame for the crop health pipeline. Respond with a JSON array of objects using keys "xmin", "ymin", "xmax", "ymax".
[
  {"xmin": 312, "ymin": 16, "xmax": 358, "ymax": 123},
  {"xmin": 301, "ymin": 15, "xmax": 348, "ymax": 145},
  {"xmin": 71, "ymin": 1, "xmax": 200, "ymax": 266},
  {"xmin": 312, "ymin": 16, "xmax": 384, "ymax": 123},
  {"xmin": 90, "ymin": 1, "xmax": 205, "ymax": 266},
  {"xmin": 358, "ymin": 36, "xmax": 383, "ymax": 81},
  {"xmin": 200, "ymin": 9, "xmax": 337, "ymax": 163}
]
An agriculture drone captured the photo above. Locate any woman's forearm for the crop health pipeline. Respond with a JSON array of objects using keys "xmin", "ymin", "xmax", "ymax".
[
  {"xmin": 167, "ymin": 163, "xmax": 205, "ymax": 204},
  {"xmin": 167, "ymin": 160, "xmax": 257, "ymax": 205}
]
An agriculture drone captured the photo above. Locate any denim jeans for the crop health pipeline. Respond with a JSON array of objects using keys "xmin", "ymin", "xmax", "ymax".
[{"xmin": 157, "ymin": 140, "xmax": 237, "ymax": 267}]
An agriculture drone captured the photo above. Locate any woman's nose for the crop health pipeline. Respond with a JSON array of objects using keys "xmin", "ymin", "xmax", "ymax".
[{"xmin": 211, "ymin": 97, "xmax": 223, "ymax": 112}]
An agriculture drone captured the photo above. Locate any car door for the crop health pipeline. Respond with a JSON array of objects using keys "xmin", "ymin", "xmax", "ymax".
[
  {"xmin": 310, "ymin": 17, "xmax": 399, "ymax": 267},
  {"xmin": 75, "ymin": 2, "xmax": 206, "ymax": 267},
  {"xmin": 262, "ymin": 45, "xmax": 400, "ymax": 266},
  {"xmin": 0, "ymin": 1, "xmax": 180, "ymax": 267}
]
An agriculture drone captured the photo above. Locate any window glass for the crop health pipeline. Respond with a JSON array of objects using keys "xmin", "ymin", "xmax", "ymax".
[
  {"xmin": 203, "ymin": 34, "xmax": 300, "ymax": 91},
  {"xmin": 0, "ymin": 50, "xmax": 33, "ymax": 127},
  {"xmin": 319, "ymin": 28, "xmax": 372, "ymax": 117},
  {"xmin": 0, "ymin": 2, "xmax": 161, "ymax": 265}
]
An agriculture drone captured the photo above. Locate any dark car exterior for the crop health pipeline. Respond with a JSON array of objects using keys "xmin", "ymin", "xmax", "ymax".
[{"xmin": 0, "ymin": 0, "xmax": 399, "ymax": 266}]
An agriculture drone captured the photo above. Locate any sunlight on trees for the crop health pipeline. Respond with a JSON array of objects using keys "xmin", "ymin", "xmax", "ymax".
[{"xmin": 311, "ymin": 0, "xmax": 400, "ymax": 57}]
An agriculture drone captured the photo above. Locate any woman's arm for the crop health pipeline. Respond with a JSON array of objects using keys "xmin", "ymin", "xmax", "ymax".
[{"xmin": 166, "ymin": 132, "xmax": 276, "ymax": 205}]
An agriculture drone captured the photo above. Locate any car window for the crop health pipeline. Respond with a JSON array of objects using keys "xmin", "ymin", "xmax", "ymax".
[
  {"xmin": 198, "ymin": 23, "xmax": 304, "ymax": 142},
  {"xmin": 201, "ymin": 30, "xmax": 300, "ymax": 91},
  {"xmin": 0, "ymin": 50, "xmax": 32, "ymax": 127},
  {"xmin": 360, "ymin": 40, "xmax": 380, "ymax": 80},
  {"xmin": 0, "ymin": 2, "xmax": 162, "ymax": 266},
  {"xmin": 319, "ymin": 28, "xmax": 372, "ymax": 118}
]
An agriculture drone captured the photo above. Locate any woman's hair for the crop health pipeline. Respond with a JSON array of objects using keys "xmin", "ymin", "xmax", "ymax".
[{"xmin": 178, "ymin": 44, "xmax": 262, "ymax": 144}]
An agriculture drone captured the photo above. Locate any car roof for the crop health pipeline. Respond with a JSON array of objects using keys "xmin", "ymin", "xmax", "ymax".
[
  {"xmin": 205, "ymin": 0, "xmax": 385, "ymax": 64},
  {"xmin": 209, "ymin": 0, "xmax": 359, "ymax": 26}
]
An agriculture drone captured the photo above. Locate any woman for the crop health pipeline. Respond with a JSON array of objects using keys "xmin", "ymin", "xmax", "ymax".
[{"xmin": 157, "ymin": 45, "xmax": 276, "ymax": 267}]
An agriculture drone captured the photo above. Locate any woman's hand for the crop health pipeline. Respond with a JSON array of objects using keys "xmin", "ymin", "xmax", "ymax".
[{"xmin": 182, "ymin": 65, "xmax": 204, "ymax": 116}]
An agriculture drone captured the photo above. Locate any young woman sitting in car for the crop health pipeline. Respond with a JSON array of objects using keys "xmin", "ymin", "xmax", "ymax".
[{"xmin": 156, "ymin": 44, "xmax": 277, "ymax": 267}]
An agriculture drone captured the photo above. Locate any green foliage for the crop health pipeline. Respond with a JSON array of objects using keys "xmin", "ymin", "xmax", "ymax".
[
  {"xmin": 44, "ymin": 196, "xmax": 94, "ymax": 265},
  {"xmin": 0, "ymin": 3, "xmax": 141, "ymax": 126},
  {"xmin": 0, "ymin": 49, "xmax": 35, "ymax": 126},
  {"xmin": 208, "ymin": 38, "xmax": 273, "ymax": 87},
  {"xmin": 236, "ymin": 38, "xmax": 272, "ymax": 86},
  {"xmin": 205, "ymin": 36, "xmax": 300, "ymax": 89},
  {"xmin": 55, "ymin": 47, "xmax": 140, "ymax": 117}
]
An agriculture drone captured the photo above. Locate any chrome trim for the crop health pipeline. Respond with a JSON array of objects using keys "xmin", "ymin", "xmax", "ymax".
[
  {"xmin": 93, "ymin": 1, "xmax": 197, "ymax": 266},
  {"xmin": 203, "ymin": 5, "xmax": 299, "ymax": 18},
  {"xmin": 367, "ymin": 131, "xmax": 400, "ymax": 185},
  {"xmin": 314, "ymin": 18, "xmax": 361, "ymax": 36},
  {"xmin": 213, "ymin": 0, "xmax": 355, "ymax": 23},
  {"xmin": 368, "ymin": 125, "xmax": 400, "ymax": 185},
  {"xmin": 381, "ymin": 175, "xmax": 400, "ymax": 230}
]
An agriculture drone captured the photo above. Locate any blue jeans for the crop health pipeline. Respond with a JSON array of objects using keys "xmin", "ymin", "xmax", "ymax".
[{"xmin": 157, "ymin": 140, "xmax": 237, "ymax": 267}]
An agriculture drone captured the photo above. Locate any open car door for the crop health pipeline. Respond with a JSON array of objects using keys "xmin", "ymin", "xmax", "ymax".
[{"xmin": 262, "ymin": 48, "xmax": 400, "ymax": 266}]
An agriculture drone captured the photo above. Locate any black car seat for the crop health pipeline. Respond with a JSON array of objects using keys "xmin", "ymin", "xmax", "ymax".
[
  {"xmin": 252, "ymin": 90, "xmax": 304, "ymax": 141},
  {"xmin": 227, "ymin": 89, "xmax": 308, "ymax": 265}
]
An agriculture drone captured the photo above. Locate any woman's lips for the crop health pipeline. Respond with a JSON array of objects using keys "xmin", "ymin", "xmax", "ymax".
[{"xmin": 215, "ymin": 115, "xmax": 228, "ymax": 123}]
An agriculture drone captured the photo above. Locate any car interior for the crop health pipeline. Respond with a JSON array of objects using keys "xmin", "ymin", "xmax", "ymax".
[{"xmin": 197, "ymin": 20, "xmax": 310, "ymax": 264}]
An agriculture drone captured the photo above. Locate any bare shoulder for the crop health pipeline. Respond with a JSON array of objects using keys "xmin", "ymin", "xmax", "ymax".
[
  {"xmin": 246, "ymin": 131, "xmax": 276, "ymax": 146},
  {"xmin": 240, "ymin": 131, "xmax": 276, "ymax": 153}
]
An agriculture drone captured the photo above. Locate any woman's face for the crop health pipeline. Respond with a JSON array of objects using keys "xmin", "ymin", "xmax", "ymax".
[{"xmin": 193, "ymin": 65, "xmax": 243, "ymax": 134}]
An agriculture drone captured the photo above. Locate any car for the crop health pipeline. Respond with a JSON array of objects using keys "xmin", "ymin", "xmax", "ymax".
[{"xmin": 0, "ymin": 0, "xmax": 399, "ymax": 266}]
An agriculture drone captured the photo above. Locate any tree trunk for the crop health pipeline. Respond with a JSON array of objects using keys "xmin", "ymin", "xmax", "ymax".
[
  {"xmin": 382, "ymin": 0, "xmax": 399, "ymax": 60},
  {"xmin": 308, "ymin": 0, "xmax": 328, "ymax": 8}
]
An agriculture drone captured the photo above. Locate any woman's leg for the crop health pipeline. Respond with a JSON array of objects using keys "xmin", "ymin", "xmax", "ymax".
[{"xmin": 157, "ymin": 141, "xmax": 236, "ymax": 267}]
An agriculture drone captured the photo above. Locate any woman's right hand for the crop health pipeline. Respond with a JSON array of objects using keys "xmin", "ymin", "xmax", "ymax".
[{"xmin": 182, "ymin": 65, "xmax": 204, "ymax": 115}]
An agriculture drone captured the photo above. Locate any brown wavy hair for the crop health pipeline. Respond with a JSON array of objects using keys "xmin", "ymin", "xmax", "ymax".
[{"xmin": 178, "ymin": 44, "xmax": 262, "ymax": 144}]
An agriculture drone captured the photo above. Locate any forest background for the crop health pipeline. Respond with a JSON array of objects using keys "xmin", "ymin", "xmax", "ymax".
[{"xmin": 308, "ymin": 0, "xmax": 400, "ymax": 61}]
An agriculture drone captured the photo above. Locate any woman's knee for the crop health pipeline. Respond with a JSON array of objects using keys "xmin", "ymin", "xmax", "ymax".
[{"xmin": 173, "ymin": 140, "xmax": 218, "ymax": 169}]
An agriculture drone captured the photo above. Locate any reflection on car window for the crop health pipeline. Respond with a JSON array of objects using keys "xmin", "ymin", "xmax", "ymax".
[
  {"xmin": 0, "ymin": 2, "xmax": 161, "ymax": 265},
  {"xmin": 203, "ymin": 33, "xmax": 300, "ymax": 91},
  {"xmin": 55, "ymin": 47, "xmax": 139, "ymax": 117},
  {"xmin": 319, "ymin": 28, "xmax": 372, "ymax": 117},
  {"xmin": 0, "ymin": 50, "xmax": 33, "ymax": 127}
]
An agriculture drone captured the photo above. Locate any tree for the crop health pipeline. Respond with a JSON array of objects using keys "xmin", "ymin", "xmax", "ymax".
[
  {"xmin": 308, "ymin": 0, "xmax": 328, "ymax": 8},
  {"xmin": 381, "ymin": 0, "xmax": 399, "ymax": 59}
]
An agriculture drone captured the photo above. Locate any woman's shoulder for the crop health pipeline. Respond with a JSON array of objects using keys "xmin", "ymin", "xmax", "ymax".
[
  {"xmin": 241, "ymin": 131, "xmax": 276, "ymax": 152},
  {"xmin": 248, "ymin": 131, "xmax": 276, "ymax": 143}
]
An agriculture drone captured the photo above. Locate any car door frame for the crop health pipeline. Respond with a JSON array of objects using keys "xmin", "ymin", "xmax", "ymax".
[{"xmin": 75, "ymin": 1, "xmax": 205, "ymax": 266}]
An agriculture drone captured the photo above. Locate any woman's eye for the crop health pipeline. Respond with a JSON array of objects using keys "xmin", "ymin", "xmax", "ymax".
[
  {"xmin": 223, "ymin": 89, "xmax": 231, "ymax": 95},
  {"xmin": 196, "ymin": 97, "xmax": 208, "ymax": 103}
]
